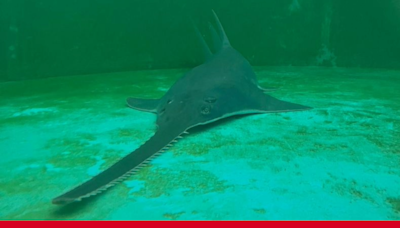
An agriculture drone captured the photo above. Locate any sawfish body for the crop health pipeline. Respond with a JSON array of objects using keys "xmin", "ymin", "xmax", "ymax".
[{"xmin": 52, "ymin": 11, "xmax": 312, "ymax": 205}]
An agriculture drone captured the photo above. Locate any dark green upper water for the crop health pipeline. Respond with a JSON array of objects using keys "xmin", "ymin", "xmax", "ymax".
[{"xmin": 1, "ymin": 0, "xmax": 400, "ymax": 81}]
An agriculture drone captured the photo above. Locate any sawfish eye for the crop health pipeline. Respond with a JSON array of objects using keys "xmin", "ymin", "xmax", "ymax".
[{"xmin": 160, "ymin": 108, "xmax": 166, "ymax": 115}]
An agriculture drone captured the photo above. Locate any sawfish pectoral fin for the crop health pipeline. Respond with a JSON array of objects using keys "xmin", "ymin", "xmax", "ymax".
[
  {"xmin": 52, "ymin": 126, "xmax": 186, "ymax": 205},
  {"xmin": 126, "ymin": 97, "xmax": 160, "ymax": 113},
  {"xmin": 261, "ymin": 95, "xmax": 312, "ymax": 113},
  {"xmin": 258, "ymin": 86, "xmax": 280, "ymax": 93}
]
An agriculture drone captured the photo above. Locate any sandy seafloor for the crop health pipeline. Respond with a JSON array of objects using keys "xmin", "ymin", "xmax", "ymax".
[{"xmin": 0, "ymin": 66, "xmax": 399, "ymax": 220}]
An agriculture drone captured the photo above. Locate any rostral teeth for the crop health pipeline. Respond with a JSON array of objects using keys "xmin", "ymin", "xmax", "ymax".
[{"xmin": 58, "ymin": 133, "xmax": 187, "ymax": 204}]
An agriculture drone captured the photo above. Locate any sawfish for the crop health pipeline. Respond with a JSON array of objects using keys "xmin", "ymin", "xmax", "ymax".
[{"xmin": 52, "ymin": 11, "xmax": 312, "ymax": 205}]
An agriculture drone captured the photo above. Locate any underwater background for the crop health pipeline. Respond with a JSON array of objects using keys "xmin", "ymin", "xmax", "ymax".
[{"xmin": 1, "ymin": 0, "xmax": 400, "ymax": 220}]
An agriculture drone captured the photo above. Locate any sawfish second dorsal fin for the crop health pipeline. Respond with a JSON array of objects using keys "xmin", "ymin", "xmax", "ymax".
[
  {"xmin": 192, "ymin": 20, "xmax": 212, "ymax": 61},
  {"xmin": 212, "ymin": 10, "xmax": 231, "ymax": 49},
  {"xmin": 192, "ymin": 10, "xmax": 230, "ymax": 59},
  {"xmin": 208, "ymin": 22, "xmax": 221, "ymax": 52}
]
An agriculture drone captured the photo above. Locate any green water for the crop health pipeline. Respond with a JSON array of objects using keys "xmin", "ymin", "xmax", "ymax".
[{"xmin": 1, "ymin": 0, "xmax": 400, "ymax": 221}]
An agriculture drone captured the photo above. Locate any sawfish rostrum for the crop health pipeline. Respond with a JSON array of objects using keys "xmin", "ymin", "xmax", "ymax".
[{"xmin": 52, "ymin": 11, "xmax": 312, "ymax": 205}]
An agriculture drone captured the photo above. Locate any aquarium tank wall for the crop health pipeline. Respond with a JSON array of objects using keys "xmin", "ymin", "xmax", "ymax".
[{"xmin": 1, "ymin": 0, "xmax": 399, "ymax": 81}]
